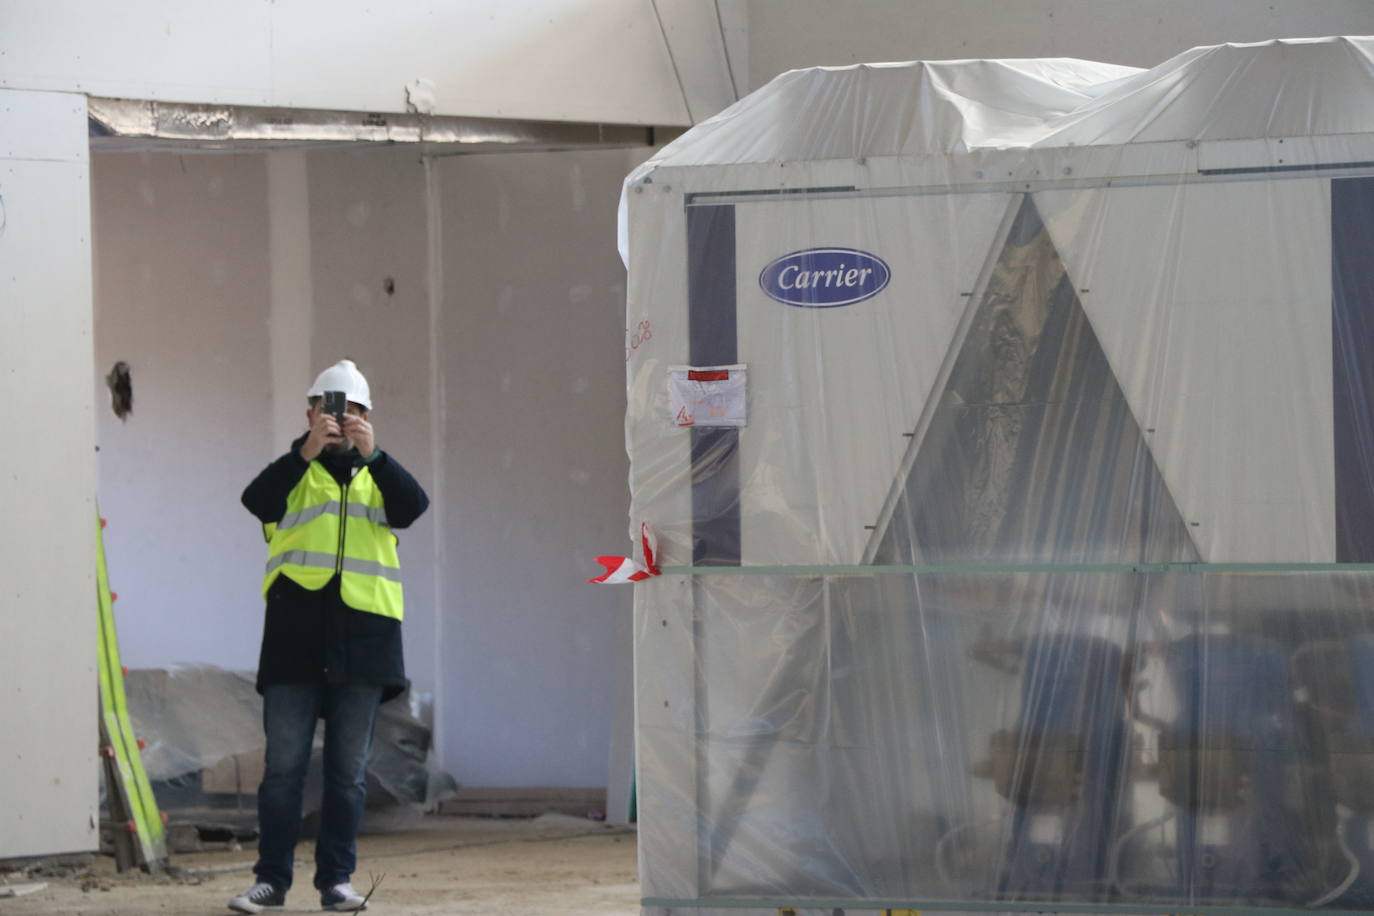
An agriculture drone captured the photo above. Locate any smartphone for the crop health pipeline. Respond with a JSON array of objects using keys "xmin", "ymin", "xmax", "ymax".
[{"xmin": 322, "ymin": 390, "xmax": 347, "ymax": 438}]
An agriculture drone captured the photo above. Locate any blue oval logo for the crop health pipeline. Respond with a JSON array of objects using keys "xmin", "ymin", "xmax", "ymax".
[{"xmin": 759, "ymin": 247, "xmax": 890, "ymax": 308}]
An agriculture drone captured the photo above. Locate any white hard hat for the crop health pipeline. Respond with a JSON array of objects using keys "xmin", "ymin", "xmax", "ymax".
[{"xmin": 307, "ymin": 359, "xmax": 372, "ymax": 410}]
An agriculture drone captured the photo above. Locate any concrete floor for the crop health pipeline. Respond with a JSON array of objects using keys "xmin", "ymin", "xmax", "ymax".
[{"xmin": 0, "ymin": 814, "xmax": 639, "ymax": 915}]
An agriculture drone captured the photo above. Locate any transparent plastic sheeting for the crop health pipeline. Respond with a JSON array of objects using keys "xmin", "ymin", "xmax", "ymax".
[
  {"xmin": 619, "ymin": 38, "xmax": 1374, "ymax": 915},
  {"xmin": 638, "ymin": 571, "xmax": 1374, "ymax": 913},
  {"xmin": 122, "ymin": 665, "xmax": 457, "ymax": 814}
]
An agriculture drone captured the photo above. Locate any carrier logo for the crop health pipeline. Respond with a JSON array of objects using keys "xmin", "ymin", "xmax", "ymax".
[{"xmin": 759, "ymin": 247, "xmax": 890, "ymax": 308}]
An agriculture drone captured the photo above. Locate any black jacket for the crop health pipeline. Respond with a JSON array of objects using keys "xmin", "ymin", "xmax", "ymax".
[{"xmin": 242, "ymin": 434, "xmax": 429, "ymax": 703}]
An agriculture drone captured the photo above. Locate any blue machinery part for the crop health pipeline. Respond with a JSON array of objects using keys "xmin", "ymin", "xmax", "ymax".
[
  {"xmin": 1153, "ymin": 635, "xmax": 1317, "ymax": 903},
  {"xmin": 990, "ymin": 633, "xmax": 1130, "ymax": 900},
  {"xmin": 980, "ymin": 631, "xmax": 1354, "ymax": 906}
]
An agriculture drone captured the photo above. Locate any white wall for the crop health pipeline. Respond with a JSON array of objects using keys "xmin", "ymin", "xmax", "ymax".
[
  {"xmin": 0, "ymin": 89, "xmax": 99, "ymax": 858},
  {"xmin": 0, "ymin": 0, "xmax": 736, "ymax": 126},
  {"xmin": 91, "ymin": 148, "xmax": 444, "ymax": 686},
  {"xmin": 92, "ymin": 152, "xmax": 274, "ymax": 672},
  {"xmin": 433, "ymin": 147, "xmax": 644, "ymax": 788},
  {"xmin": 743, "ymin": 0, "xmax": 1374, "ymax": 88},
  {"xmin": 90, "ymin": 143, "xmax": 644, "ymax": 790},
  {"xmin": 302, "ymin": 147, "xmax": 442, "ymax": 696}
]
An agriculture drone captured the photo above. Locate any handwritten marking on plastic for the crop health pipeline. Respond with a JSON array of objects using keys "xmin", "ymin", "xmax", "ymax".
[
  {"xmin": 674, "ymin": 401, "xmax": 740, "ymax": 426},
  {"xmin": 625, "ymin": 320, "xmax": 653, "ymax": 362}
]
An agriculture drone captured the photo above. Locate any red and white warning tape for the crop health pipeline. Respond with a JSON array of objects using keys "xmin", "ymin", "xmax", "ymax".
[{"xmin": 587, "ymin": 522, "xmax": 661, "ymax": 584}]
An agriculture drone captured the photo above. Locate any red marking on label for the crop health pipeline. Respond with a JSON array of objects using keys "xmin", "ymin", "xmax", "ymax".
[
  {"xmin": 675, "ymin": 406, "xmax": 695, "ymax": 427},
  {"xmin": 688, "ymin": 370, "xmax": 729, "ymax": 381}
]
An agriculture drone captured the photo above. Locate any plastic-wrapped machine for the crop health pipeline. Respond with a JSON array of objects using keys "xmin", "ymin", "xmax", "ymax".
[{"xmin": 619, "ymin": 37, "xmax": 1374, "ymax": 916}]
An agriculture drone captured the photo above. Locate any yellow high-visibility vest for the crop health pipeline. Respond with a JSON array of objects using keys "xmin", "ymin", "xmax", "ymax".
[{"xmin": 262, "ymin": 462, "xmax": 403, "ymax": 620}]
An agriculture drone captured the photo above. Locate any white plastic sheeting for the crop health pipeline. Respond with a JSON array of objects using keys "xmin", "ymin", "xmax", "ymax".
[
  {"xmin": 120, "ymin": 666, "xmax": 456, "ymax": 815},
  {"xmin": 620, "ymin": 37, "xmax": 1374, "ymax": 914}
]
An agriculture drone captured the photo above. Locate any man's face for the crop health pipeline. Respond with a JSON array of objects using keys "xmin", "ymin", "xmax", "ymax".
[{"xmin": 307, "ymin": 402, "xmax": 368, "ymax": 454}]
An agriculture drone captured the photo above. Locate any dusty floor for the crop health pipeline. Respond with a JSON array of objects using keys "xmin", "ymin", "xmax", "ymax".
[{"xmin": 1, "ymin": 814, "xmax": 639, "ymax": 915}]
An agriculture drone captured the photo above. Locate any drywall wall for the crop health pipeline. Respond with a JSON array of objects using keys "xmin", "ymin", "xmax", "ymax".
[
  {"xmin": 91, "ymin": 152, "xmax": 276, "ymax": 673},
  {"xmin": 433, "ymin": 147, "xmax": 644, "ymax": 788},
  {"xmin": 0, "ymin": 0, "xmax": 736, "ymax": 126},
  {"xmin": 302, "ymin": 146, "xmax": 440, "ymax": 698},
  {"xmin": 91, "ymin": 146, "xmax": 445, "ymax": 687},
  {"xmin": 0, "ymin": 88, "xmax": 99, "ymax": 859},
  {"xmin": 89, "ymin": 142, "xmax": 644, "ymax": 791},
  {"xmin": 743, "ymin": 0, "xmax": 1374, "ymax": 88}
]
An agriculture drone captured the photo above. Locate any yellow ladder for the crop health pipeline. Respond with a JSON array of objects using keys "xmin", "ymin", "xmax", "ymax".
[{"xmin": 96, "ymin": 510, "xmax": 168, "ymax": 872}]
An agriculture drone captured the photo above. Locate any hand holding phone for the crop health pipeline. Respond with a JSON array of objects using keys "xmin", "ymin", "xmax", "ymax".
[
  {"xmin": 300, "ymin": 391, "xmax": 348, "ymax": 461},
  {"xmin": 322, "ymin": 390, "xmax": 348, "ymax": 440}
]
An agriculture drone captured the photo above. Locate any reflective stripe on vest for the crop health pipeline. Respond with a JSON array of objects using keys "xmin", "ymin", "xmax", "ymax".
[
  {"xmin": 277, "ymin": 501, "xmax": 389, "ymax": 532},
  {"xmin": 262, "ymin": 463, "xmax": 403, "ymax": 620},
  {"xmin": 266, "ymin": 550, "xmax": 404, "ymax": 583}
]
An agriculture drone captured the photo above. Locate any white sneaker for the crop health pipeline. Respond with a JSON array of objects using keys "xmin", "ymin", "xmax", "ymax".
[
  {"xmin": 320, "ymin": 881, "xmax": 368, "ymax": 911},
  {"xmin": 227, "ymin": 882, "xmax": 285, "ymax": 913}
]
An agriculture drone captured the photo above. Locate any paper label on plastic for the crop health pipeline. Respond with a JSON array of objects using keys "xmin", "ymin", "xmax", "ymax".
[{"xmin": 668, "ymin": 365, "xmax": 747, "ymax": 428}]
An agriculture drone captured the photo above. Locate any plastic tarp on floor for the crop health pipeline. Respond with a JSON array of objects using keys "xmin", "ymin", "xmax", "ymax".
[{"xmin": 619, "ymin": 37, "xmax": 1374, "ymax": 915}]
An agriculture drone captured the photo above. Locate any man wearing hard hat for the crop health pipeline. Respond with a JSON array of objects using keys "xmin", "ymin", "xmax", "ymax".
[{"xmin": 231, "ymin": 359, "xmax": 429, "ymax": 913}]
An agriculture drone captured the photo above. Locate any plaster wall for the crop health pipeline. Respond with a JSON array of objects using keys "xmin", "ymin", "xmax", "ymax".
[
  {"xmin": 0, "ymin": 0, "xmax": 728, "ymax": 126},
  {"xmin": 89, "ymin": 143, "xmax": 642, "ymax": 790},
  {"xmin": 743, "ymin": 0, "xmax": 1374, "ymax": 88},
  {"xmin": 303, "ymin": 147, "xmax": 441, "ymax": 697},
  {"xmin": 0, "ymin": 88, "xmax": 100, "ymax": 859},
  {"xmin": 432, "ymin": 147, "xmax": 644, "ymax": 788},
  {"xmin": 91, "ymin": 152, "xmax": 274, "ymax": 674}
]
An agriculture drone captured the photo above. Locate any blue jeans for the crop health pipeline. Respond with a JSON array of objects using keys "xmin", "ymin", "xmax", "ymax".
[{"xmin": 254, "ymin": 684, "xmax": 382, "ymax": 893}]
